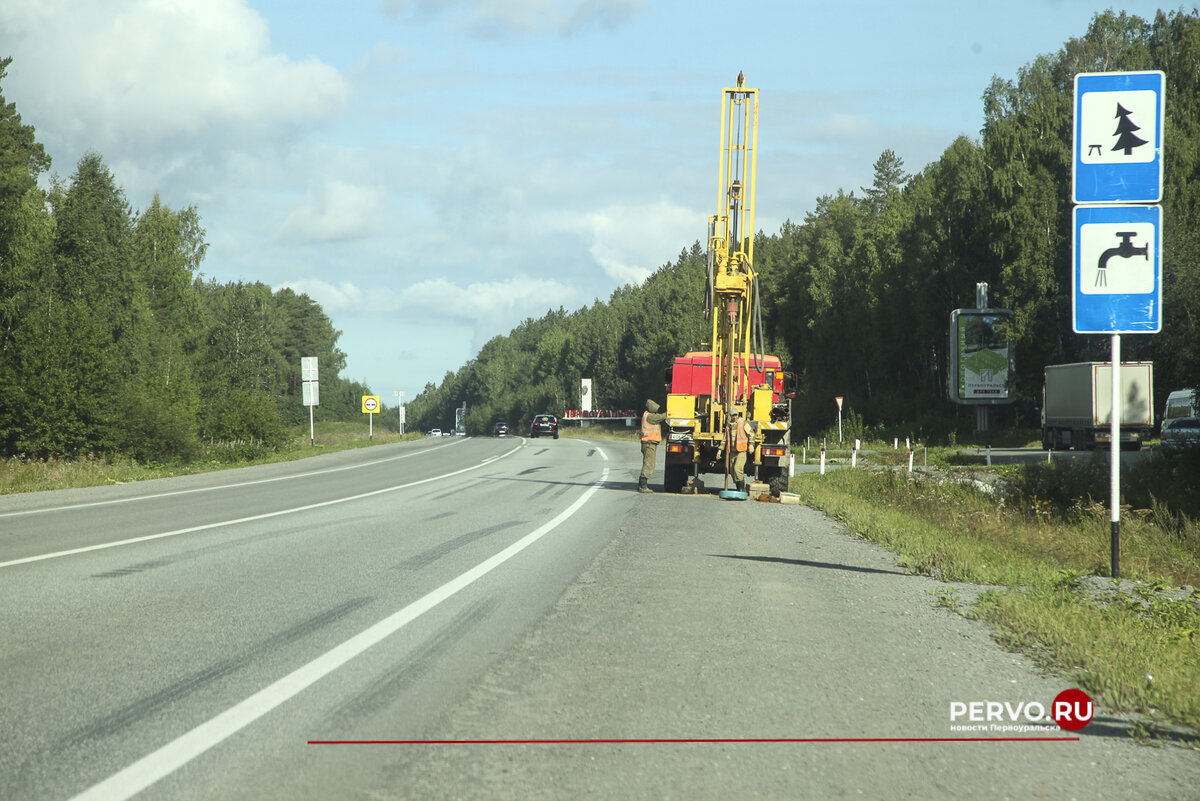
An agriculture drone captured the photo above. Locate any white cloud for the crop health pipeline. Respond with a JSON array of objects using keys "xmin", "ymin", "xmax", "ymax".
[
  {"xmin": 401, "ymin": 276, "xmax": 578, "ymax": 322},
  {"xmin": 278, "ymin": 279, "xmax": 365, "ymax": 311},
  {"xmin": 280, "ymin": 275, "xmax": 578, "ymax": 325},
  {"xmin": 277, "ymin": 179, "xmax": 386, "ymax": 244},
  {"xmin": 588, "ymin": 243, "xmax": 652, "ymax": 286},
  {"xmin": 0, "ymin": 0, "xmax": 347, "ymax": 196},
  {"xmin": 380, "ymin": 0, "xmax": 646, "ymax": 37},
  {"xmin": 574, "ymin": 198, "xmax": 699, "ymax": 284}
]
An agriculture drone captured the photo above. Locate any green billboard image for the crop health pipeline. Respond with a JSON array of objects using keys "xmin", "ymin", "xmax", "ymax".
[{"xmin": 951, "ymin": 310, "xmax": 1015, "ymax": 404}]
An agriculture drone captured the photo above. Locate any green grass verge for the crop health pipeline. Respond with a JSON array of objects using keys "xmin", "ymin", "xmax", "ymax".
[
  {"xmin": 0, "ymin": 422, "xmax": 424, "ymax": 495},
  {"xmin": 789, "ymin": 468, "xmax": 1200, "ymax": 731},
  {"xmin": 558, "ymin": 423, "xmax": 640, "ymax": 442},
  {"xmin": 977, "ymin": 587, "xmax": 1200, "ymax": 730}
]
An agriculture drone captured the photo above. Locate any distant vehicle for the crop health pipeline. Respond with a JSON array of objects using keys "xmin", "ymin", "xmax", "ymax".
[
  {"xmin": 493, "ymin": 422, "xmax": 509, "ymax": 437},
  {"xmin": 428, "ymin": 429, "xmax": 442, "ymax": 438},
  {"xmin": 1040, "ymin": 362, "xmax": 1154, "ymax": 451},
  {"xmin": 1161, "ymin": 389, "xmax": 1198, "ymax": 435},
  {"xmin": 530, "ymin": 414, "xmax": 559, "ymax": 439},
  {"xmin": 1161, "ymin": 417, "xmax": 1200, "ymax": 450}
]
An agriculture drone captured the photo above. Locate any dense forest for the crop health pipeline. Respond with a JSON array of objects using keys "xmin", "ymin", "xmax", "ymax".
[
  {"xmin": 0, "ymin": 58, "xmax": 371, "ymax": 463},
  {"xmin": 410, "ymin": 9, "xmax": 1200, "ymax": 439},
  {"xmin": 3, "ymin": 10, "xmax": 1199, "ymax": 462}
]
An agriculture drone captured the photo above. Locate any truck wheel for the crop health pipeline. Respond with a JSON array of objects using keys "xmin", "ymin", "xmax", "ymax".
[
  {"xmin": 761, "ymin": 467, "xmax": 789, "ymax": 497},
  {"xmin": 664, "ymin": 464, "xmax": 689, "ymax": 493}
]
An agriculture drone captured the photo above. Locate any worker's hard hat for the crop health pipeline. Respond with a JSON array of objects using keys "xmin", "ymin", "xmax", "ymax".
[{"xmin": 645, "ymin": 400, "xmax": 660, "ymax": 413}]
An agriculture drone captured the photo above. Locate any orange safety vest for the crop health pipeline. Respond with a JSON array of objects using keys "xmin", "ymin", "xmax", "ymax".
[
  {"xmin": 641, "ymin": 411, "xmax": 661, "ymax": 442},
  {"xmin": 733, "ymin": 419, "xmax": 749, "ymax": 453}
]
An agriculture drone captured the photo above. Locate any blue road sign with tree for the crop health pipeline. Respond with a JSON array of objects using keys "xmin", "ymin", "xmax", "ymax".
[{"xmin": 1073, "ymin": 71, "xmax": 1164, "ymax": 204}]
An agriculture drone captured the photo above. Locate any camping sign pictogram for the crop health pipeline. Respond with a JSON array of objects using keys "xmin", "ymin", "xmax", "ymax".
[
  {"xmin": 1080, "ymin": 93, "xmax": 1156, "ymax": 164},
  {"xmin": 1073, "ymin": 71, "xmax": 1164, "ymax": 204}
]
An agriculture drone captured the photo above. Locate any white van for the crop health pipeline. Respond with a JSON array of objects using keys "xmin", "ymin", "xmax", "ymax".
[{"xmin": 1161, "ymin": 389, "xmax": 1198, "ymax": 434}]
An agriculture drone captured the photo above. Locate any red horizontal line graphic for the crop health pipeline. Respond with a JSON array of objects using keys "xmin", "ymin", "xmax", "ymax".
[{"xmin": 308, "ymin": 737, "xmax": 1079, "ymax": 745}]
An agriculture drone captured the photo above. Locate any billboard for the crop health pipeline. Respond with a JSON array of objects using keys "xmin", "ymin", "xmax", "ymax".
[{"xmin": 949, "ymin": 309, "xmax": 1015, "ymax": 405}]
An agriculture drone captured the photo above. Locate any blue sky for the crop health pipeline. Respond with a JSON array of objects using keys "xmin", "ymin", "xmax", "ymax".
[{"xmin": 0, "ymin": 0, "xmax": 1173, "ymax": 404}]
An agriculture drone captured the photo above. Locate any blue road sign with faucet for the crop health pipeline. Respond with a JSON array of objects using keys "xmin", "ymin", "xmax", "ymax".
[{"xmin": 1072, "ymin": 204, "xmax": 1161, "ymax": 333}]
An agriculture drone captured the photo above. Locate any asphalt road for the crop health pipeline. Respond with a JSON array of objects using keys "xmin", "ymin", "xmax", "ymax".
[{"xmin": 2, "ymin": 436, "xmax": 1197, "ymax": 800}]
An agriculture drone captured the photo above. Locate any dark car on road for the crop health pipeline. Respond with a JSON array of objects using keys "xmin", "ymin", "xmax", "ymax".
[
  {"xmin": 530, "ymin": 414, "xmax": 559, "ymax": 439},
  {"xmin": 493, "ymin": 421, "xmax": 509, "ymax": 437},
  {"xmin": 1161, "ymin": 417, "xmax": 1200, "ymax": 450}
]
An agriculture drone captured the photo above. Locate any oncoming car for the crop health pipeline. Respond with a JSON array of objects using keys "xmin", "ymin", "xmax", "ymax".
[{"xmin": 530, "ymin": 414, "xmax": 559, "ymax": 439}]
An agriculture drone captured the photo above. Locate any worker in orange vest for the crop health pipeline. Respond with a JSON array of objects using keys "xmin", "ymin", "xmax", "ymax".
[
  {"xmin": 638, "ymin": 399, "xmax": 668, "ymax": 493},
  {"xmin": 729, "ymin": 410, "xmax": 752, "ymax": 491}
]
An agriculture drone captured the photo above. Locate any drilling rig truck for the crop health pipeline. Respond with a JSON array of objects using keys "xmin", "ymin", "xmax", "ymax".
[{"xmin": 662, "ymin": 78, "xmax": 796, "ymax": 496}]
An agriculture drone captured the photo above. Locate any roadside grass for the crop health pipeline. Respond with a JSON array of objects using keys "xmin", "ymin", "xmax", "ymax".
[
  {"xmin": 979, "ymin": 586, "xmax": 1200, "ymax": 731},
  {"xmin": 0, "ymin": 422, "xmax": 421, "ymax": 495},
  {"xmin": 559, "ymin": 422, "xmax": 640, "ymax": 442},
  {"xmin": 789, "ymin": 467, "xmax": 1200, "ymax": 731},
  {"xmin": 808, "ymin": 425, "xmax": 1044, "ymax": 451},
  {"xmin": 791, "ymin": 438, "xmax": 1025, "ymax": 470}
]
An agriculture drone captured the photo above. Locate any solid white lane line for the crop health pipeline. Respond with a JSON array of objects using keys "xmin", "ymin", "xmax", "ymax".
[
  {"xmin": 0, "ymin": 444, "xmax": 524, "ymax": 570},
  {"xmin": 68, "ymin": 467, "xmax": 611, "ymax": 801}
]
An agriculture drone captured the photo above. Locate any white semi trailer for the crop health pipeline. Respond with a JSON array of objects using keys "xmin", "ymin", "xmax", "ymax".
[{"xmin": 1040, "ymin": 362, "xmax": 1155, "ymax": 451}]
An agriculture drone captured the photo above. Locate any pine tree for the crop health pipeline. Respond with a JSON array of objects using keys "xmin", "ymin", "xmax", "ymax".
[{"xmin": 1111, "ymin": 102, "xmax": 1148, "ymax": 155}]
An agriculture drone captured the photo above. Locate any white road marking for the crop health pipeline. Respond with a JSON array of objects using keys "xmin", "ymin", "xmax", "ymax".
[
  {"xmin": 0, "ymin": 443, "xmax": 524, "ymax": 570},
  {"xmin": 67, "ymin": 467, "xmax": 611, "ymax": 801}
]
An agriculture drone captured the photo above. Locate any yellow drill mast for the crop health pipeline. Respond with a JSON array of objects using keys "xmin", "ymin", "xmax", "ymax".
[
  {"xmin": 706, "ymin": 80, "xmax": 762, "ymax": 443},
  {"xmin": 663, "ymin": 76, "xmax": 792, "ymax": 497}
]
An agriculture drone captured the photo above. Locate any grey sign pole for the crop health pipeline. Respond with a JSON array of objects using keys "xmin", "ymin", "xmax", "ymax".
[{"xmin": 1110, "ymin": 337, "xmax": 1121, "ymax": 578}]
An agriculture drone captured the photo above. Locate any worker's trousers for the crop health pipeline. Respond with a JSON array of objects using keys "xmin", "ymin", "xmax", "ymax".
[{"xmin": 640, "ymin": 440, "xmax": 658, "ymax": 481}]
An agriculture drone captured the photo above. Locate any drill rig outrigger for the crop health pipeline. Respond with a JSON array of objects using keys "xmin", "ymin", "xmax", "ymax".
[{"xmin": 662, "ymin": 78, "xmax": 796, "ymax": 496}]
